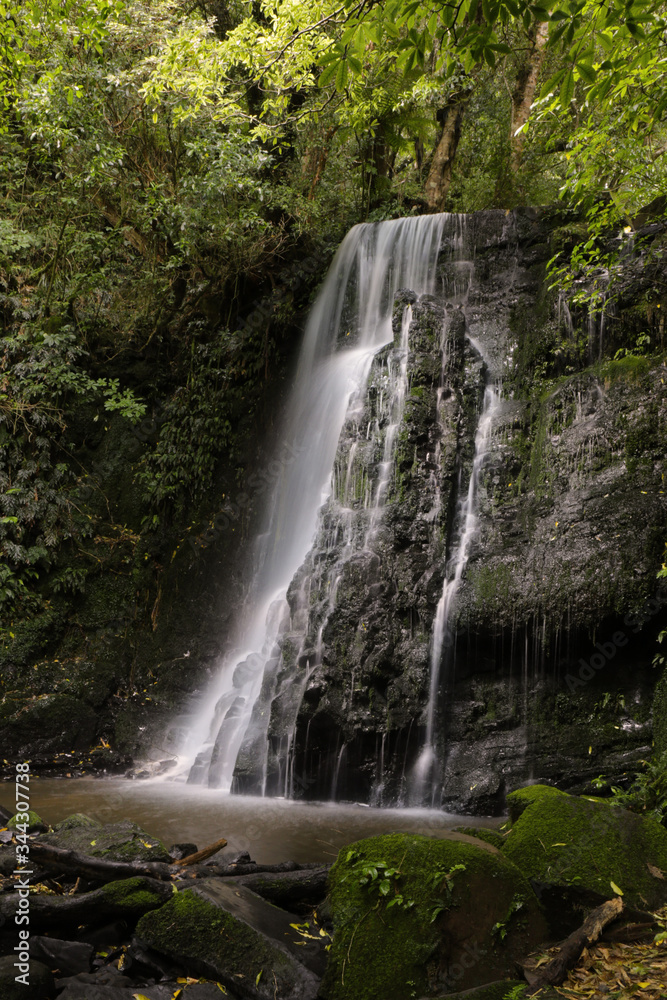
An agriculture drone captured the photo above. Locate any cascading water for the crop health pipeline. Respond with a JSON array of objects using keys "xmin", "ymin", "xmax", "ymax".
[
  {"xmin": 170, "ymin": 214, "xmax": 448, "ymax": 790},
  {"xmin": 413, "ymin": 377, "xmax": 503, "ymax": 805}
]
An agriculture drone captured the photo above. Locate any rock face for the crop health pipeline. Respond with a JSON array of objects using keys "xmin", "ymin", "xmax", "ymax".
[
  {"xmin": 225, "ymin": 208, "xmax": 667, "ymax": 810},
  {"xmin": 321, "ymin": 831, "xmax": 548, "ymax": 1000},
  {"xmin": 501, "ymin": 784, "xmax": 667, "ymax": 909},
  {"xmin": 136, "ymin": 880, "xmax": 322, "ymax": 1000}
]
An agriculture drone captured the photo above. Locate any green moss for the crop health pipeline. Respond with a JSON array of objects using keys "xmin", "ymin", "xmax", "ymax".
[
  {"xmin": 7, "ymin": 810, "xmax": 44, "ymax": 830},
  {"xmin": 502, "ymin": 785, "xmax": 667, "ymax": 908},
  {"xmin": 598, "ymin": 354, "xmax": 650, "ymax": 382},
  {"xmin": 321, "ymin": 833, "xmax": 546, "ymax": 1000},
  {"xmin": 42, "ymin": 820, "xmax": 170, "ymax": 863},
  {"xmin": 453, "ymin": 827, "xmax": 506, "ymax": 850},
  {"xmin": 136, "ymin": 887, "xmax": 296, "ymax": 987},
  {"xmin": 447, "ymin": 982, "xmax": 526, "ymax": 1000},
  {"xmin": 54, "ymin": 813, "xmax": 101, "ymax": 831},
  {"xmin": 101, "ymin": 877, "xmax": 170, "ymax": 913},
  {"xmin": 506, "ymin": 784, "xmax": 566, "ymax": 824},
  {"xmin": 654, "ymin": 670, "xmax": 667, "ymax": 756}
]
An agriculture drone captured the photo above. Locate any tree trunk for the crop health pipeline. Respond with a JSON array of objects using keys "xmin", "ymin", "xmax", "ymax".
[
  {"xmin": 424, "ymin": 92, "xmax": 469, "ymax": 212},
  {"xmin": 510, "ymin": 21, "xmax": 549, "ymax": 173}
]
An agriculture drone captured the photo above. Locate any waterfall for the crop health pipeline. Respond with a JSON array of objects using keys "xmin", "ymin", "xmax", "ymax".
[
  {"xmin": 170, "ymin": 214, "xmax": 449, "ymax": 790},
  {"xmin": 413, "ymin": 378, "xmax": 503, "ymax": 805}
]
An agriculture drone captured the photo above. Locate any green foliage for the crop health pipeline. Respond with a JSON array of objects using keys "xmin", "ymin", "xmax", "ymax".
[{"xmin": 595, "ymin": 752, "xmax": 667, "ymax": 829}]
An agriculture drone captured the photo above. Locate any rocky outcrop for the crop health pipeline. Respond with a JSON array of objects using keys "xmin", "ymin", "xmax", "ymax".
[{"xmin": 237, "ymin": 208, "xmax": 667, "ymax": 811}]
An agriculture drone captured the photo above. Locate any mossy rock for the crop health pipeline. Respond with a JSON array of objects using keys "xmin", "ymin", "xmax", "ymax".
[
  {"xmin": 7, "ymin": 810, "xmax": 46, "ymax": 832},
  {"xmin": 99, "ymin": 875, "xmax": 173, "ymax": 914},
  {"xmin": 453, "ymin": 827, "xmax": 506, "ymax": 850},
  {"xmin": 502, "ymin": 784, "xmax": 667, "ymax": 908},
  {"xmin": 1, "ymin": 693, "xmax": 97, "ymax": 757},
  {"xmin": 506, "ymin": 784, "xmax": 565, "ymax": 824},
  {"xmin": 320, "ymin": 833, "xmax": 548, "ymax": 1000},
  {"xmin": 41, "ymin": 819, "xmax": 170, "ymax": 863},
  {"xmin": 136, "ymin": 879, "xmax": 321, "ymax": 1000},
  {"xmin": 53, "ymin": 813, "xmax": 101, "ymax": 831}
]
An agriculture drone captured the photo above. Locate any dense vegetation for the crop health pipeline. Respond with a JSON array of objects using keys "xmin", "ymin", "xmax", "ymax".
[{"xmin": 0, "ymin": 0, "xmax": 666, "ymax": 761}]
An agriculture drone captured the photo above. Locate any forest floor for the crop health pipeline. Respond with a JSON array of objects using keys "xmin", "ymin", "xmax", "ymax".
[{"xmin": 525, "ymin": 906, "xmax": 667, "ymax": 999}]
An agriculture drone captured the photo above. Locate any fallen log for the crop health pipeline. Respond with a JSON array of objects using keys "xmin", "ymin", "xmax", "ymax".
[
  {"xmin": 26, "ymin": 842, "xmax": 318, "ymax": 885},
  {"xmin": 27, "ymin": 843, "xmax": 174, "ymax": 882},
  {"xmin": 526, "ymin": 896, "xmax": 623, "ymax": 991},
  {"xmin": 0, "ymin": 876, "xmax": 173, "ymax": 930},
  {"xmin": 172, "ymin": 836, "xmax": 228, "ymax": 866}
]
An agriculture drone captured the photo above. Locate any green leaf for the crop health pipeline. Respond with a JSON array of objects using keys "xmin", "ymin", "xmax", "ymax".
[
  {"xmin": 559, "ymin": 68, "xmax": 575, "ymax": 107},
  {"xmin": 576, "ymin": 61, "xmax": 596, "ymax": 84},
  {"xmin": 334, "ymin": 60, "xmax": 348, "ymax": 93},
  {"xmin": 317, "ymin": 61, "xmax": 338, "ymax": 88}
]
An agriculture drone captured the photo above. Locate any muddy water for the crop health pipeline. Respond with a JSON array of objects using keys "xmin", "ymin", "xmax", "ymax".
[{"xmin": 0, "ymin": 778, "xmax": 501, "ymax": 864}]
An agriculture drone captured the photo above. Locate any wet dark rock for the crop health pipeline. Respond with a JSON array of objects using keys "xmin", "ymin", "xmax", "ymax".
[
  {"xmin": 57, "ymin": 985, "xmax": 236, "ymax": 1000},
  {"xmin": 135, "ymin": 879, "xmax": 322, "ymax": 1000},
  {"xmin": 228, "ymin": 207, "xmax": 667, "ymax": 811},
  {"xmin": 38, "ymin": 820, "xmax": 170, "ymax": 863},
  {"xmin": 167, "ymin": 842, "xmax": 198, "ymax": 859},
  {"xmin": 419, "ymin": 983, "xmax": 537, "ymax": 1000},
  {"xmin": 31, "ymin": 936, "xmax": 93, "ymax": 976},
  {"xmin": 0, "ymin": 956, "xmax": 55, "ymax": 1000},
  {"xmin": 1, "ymin": 694, "xmax": 97, "ymax": 758}
]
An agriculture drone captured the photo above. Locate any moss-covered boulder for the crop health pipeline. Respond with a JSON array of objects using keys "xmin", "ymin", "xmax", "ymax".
[
  {"xmin": 502, "ymin": 784, "xmax": 667, "ymax": 908},
  {"xmin": 320, "ymin": 833, "xmax": 548, "ymax": 1000},
  {"xmin": 505, "ymin": 784, "xmax": 565, "ymax": 824},
  {"xmin": 7, "ymin": 809, "xmax": 47, "ymax": 832},
  {"xmin": 135, "ymin": 879, "xmax": 321, "ymax": 1000},
  {"xmin": 40, "ymin": 819, "xmax": 170, "ymax": 862},
  {"xmin": 53, "ymin": 812, "xmax": 101, "ymax": 831}
]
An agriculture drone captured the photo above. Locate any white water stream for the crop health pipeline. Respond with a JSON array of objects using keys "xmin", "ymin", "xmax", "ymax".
[
  {"xmin": 170, "ymin": 215, "xmax": 448, "ymax": 789},
  {"xmin": 413, "ymin": 380, "xmax": 502, "ymax": 803}
]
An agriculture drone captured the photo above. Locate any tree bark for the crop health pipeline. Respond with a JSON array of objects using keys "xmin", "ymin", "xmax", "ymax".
[
  {"xmin": 0, "ymin": 876, "xmax": 173, "ymax": 930},
  {"xmin": 27, "ymin": 842, "xmax": 318, "ymax": 884},
  {"xmin": 526, "ymin": 896, "xmax": 623, "ymax": 990},
  {"xmin": 94, "ymin": 196, "xmax": 163, "ymax": 263},
  {"xmin": 510, "ymin": 21, "xmax": 549, "ymax": 173},
  {"xmin": 173, "ymin": 837, "xmax": 228, "ymax": 867},
  {"xmin": 424, "ymin": 92, "xmax": 469, "ymax": 212}
]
